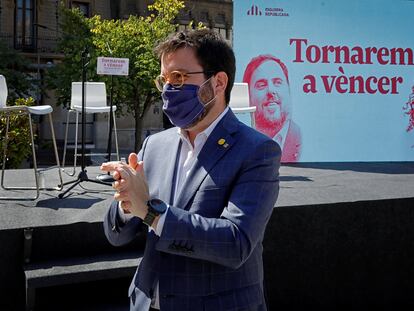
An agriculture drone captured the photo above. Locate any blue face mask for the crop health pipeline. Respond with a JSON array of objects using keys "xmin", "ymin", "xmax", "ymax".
[{"xmin": 161, "ymin": 79, "xmax": 216, "ymax": 128}]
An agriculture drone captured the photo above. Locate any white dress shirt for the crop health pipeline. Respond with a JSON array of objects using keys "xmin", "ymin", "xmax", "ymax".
[
  {"xmin": 119, "ymin": 107, "xmax": 229, "ymax": 310},
  {"xmin": 273, "ymin": 119, "xmax": 290, "ymax": 151}
]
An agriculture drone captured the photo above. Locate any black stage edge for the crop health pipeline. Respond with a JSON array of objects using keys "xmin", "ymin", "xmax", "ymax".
[
  {"xmin": 0, "ymin": 163, "xmax": 414, "ymax": 310},
  {"xmin": 264, "ymin": 197, "xmax": 414, "ymax": 311}
]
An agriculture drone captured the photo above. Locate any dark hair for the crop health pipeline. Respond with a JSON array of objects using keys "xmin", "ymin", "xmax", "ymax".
[
  {"xmin": 155, "ymin": 28, "xmax": 236, "ymax": 104},
  {"xmin": 243, "ymin": 54, "xmax": 289, "ymax": 86}
]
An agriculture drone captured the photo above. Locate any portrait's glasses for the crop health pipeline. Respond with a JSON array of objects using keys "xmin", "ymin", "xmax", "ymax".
[{"xmin": 154, "ymin": 70, "xmax": 212, "ymax": 92}]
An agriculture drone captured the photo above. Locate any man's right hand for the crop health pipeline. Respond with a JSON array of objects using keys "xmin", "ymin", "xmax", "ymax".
[{"xmin": 101, "ymin": 152, "xmax": 143, "ymax": 215}]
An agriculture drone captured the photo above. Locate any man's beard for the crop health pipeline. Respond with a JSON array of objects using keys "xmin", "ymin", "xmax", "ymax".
[
  {"xmin": 182, "ymin": 80, "xmax": 216, "ymax": 130},
  {"xmin": 255, "ymin": 111, "xmax": 287, "ymax": 137}
]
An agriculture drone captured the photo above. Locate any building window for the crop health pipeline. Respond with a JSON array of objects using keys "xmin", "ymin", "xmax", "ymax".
[
  {"xmin": 213, "ymin": 27, "xmax": 226, "ymax": 39},
  {"xmin": 212, "ymin": 13, "xmax": 230, "ymax": 41},
  {"xmin": 15, "ymin": 0, "xmax": 35, "ymax": 49},
  {"xmin": 177, "ymin": 24, "xmax": 195, "ymax": 32},
  {"xmin": 178, "ymin": 9, "xmax": 192, "ymax": 21},
  {"xmin": 215, "ymin": 13, "xmax": 226, "ymax": 25},
  {"xmin": 200, "ymin": 11, "xmax": 210, "ymax": 24},
  {"xmin": 72, "ymin": 1, "xmax": 90, "ymax": 17}
]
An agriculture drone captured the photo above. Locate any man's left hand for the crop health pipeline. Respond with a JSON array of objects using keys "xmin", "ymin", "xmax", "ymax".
[{"xmin": 100, "ymin": 154, "xmax": 149, "ymax": 219}]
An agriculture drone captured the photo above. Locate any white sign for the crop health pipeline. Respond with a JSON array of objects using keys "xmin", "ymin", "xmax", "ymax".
[{"xmin": 97, "ymin": 57, "xmax": 129, "ymax": 76}]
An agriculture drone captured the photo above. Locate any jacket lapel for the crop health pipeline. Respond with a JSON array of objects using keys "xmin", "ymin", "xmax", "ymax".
[
  {"xmin": 173, "ymin": 110, "xmax": 240, "ymax": 209},
  {"xmin": 156, "ymin": 132, "xmax": 182, "ymax": 205}
]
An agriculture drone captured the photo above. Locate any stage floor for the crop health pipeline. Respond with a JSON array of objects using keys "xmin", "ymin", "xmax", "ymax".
[
  {"xmin": 0, "ymin": 162, "xmax": 413, "ymax": 230},
  {"xmin": 0, "ymin": 166, "xmax": 115, "ymax": 230},
  {"xmin": 277, "ymin": 162, "xmax": 414, "ymax": 207}
]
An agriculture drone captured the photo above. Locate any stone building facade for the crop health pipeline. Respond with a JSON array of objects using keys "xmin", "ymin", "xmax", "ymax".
[{"xmin": 0, "ymin": 0, "xmax": 233, "ymax": 152}]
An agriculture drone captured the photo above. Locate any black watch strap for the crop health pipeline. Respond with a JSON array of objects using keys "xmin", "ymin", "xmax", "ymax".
[
  {"xmin": 143, "ymin": 210, "xmax": 157, "ymax": 227},
  {"xmin": 143, "ymin": 199, "xmax": 167, "ymax": 227}
]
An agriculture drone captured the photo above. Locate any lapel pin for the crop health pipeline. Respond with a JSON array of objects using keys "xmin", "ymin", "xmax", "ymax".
[{"xmin": 218, "ymin": 138, "xmax": 229, "ymax": 148}]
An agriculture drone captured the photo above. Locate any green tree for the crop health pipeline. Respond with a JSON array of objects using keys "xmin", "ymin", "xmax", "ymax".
[
  {"xmin": 0, "ymin": 40, "xmax": 36, "ymax": 103},
  {"xmin": 0, "ymin": 97, "xmax": 36, "ymax": 168},
  {"xmin": 91, "ymin": 0, "xmax": 184, "ymax": 150},
  {"xmin": 46, "ymin": 6, "xmax": 97, "ymax": 108},
  {"xmin": 48, "ymin": 0, "xmax": 185, "ymax": 150},
  {"xmin": 0, "ymin": 42, "xmax": 39, "ymax": 168}
]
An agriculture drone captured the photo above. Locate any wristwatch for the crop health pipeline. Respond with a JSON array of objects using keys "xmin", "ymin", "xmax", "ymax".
[{"xmin": 143, "ymin": 198, "xmax": 168, "ymax": 227}]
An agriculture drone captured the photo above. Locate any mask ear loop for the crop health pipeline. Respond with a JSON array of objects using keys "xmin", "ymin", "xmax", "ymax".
[{"xmin": 197, "ymin": 76, "xmax": 217, "ymax": 108}]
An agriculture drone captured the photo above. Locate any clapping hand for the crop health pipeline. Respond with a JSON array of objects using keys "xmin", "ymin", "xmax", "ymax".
[{"xmin": 100, "ymin": 153, "xmax": 149, "ymax": 219}]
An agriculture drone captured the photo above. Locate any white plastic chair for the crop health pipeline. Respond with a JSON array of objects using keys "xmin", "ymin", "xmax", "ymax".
[
  {"xmin": 0, "ymin": 74, "xmax": 63, "ymax": 200},
  {"xmin": 229, "ymin": 82, "xmax": 256, "ymax": 128},
  {"xmin": 62, "ymin": 82, "xmax": 119, "ymax": 176}
]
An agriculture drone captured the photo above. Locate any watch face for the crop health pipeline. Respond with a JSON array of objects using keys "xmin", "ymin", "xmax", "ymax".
[{"xmin": 149, "ymin": 198, "xmax": 167, "ymax": 213}]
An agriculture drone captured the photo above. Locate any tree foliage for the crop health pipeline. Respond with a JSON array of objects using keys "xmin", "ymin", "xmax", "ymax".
[
  {"xmin": 0, "ymin": 97, "xmax": 36, "ymax": 168},
  {"xmin": 47, "ymin": 0, "xmax": 185, "ymax": 150},
  {"xmin": 46, "ymin": 6, "xmax": 96, "ymax": 108},
  {"xmin": 0, "ymin": 40, "xmax": 36, "ymax": 103},
  {"xmin": 0, "ymin": 43, "xmax": 39, "ymax": 168}
]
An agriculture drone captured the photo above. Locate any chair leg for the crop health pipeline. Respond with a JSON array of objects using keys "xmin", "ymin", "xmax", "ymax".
[
  {"xmin": 112, "ymin": 110, "xmax": 120, "ymax": 161},
  {"xmin": 28, "ymin": 115, "xmax": 40, "ymax": 197},
  {"xmin": 1, "ymin": 114, "xmax": 10, "ymax": 190},
  {"xmin": 73, "ymin": 111, "xmax": 79, "ymax": 172},
  {"xmin": 0, "ymin": 113, "xmax": 39, "ymax": 200},
  {"xmin": 61, "ymin": 110, "xmax": 69, "ymax": 170},
  {"xmin": 48, "ymin": 113, "xmax": 63, "ymax": 190},
  {"xmin": 61, "ymin": 110, "xmax": 76, "ymax": 176}
]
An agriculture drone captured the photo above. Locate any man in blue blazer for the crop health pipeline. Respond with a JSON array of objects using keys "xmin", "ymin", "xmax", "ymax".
[{"xmin": 101, "ymin": 29, "xmax": 281, "ymax": 311}]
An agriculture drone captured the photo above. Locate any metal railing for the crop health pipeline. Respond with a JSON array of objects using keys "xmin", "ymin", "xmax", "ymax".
[{"xmin": 0, "ymin": 33, "xmax": 60, "ymax": 54}]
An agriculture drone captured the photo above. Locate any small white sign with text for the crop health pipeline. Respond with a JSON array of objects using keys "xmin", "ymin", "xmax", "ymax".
[{"xmin": 97, "ymin": 57, "xmax": 129, "ymax": 76}]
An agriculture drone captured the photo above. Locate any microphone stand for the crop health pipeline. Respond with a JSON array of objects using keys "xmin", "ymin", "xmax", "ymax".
[
  {"xmin": 107, "ymin": 74, "xmax": 114, "ymax": 162},
  {"xmin": 58, "ymin": 47, "xmax": 111, "ymax": 199},
  {"xmin": 96, "ymin": 43, "xmax": 118, "ymax": 183},
  {"xmin": 96, "ymin": 74, "xmax": 117, "ymax": 183}
]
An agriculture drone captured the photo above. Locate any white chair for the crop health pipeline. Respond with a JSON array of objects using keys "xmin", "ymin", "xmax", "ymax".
[
  {"xmin": 62, "ymin": 82, "xmax": 119, "ymax": 176},
  {"xmin": 0, "ymin": 74, "xmax": 63, "ymax": 200},
  {"xmin": 229, "ymin": 82, "xmax": 256, "ymax": 128}
]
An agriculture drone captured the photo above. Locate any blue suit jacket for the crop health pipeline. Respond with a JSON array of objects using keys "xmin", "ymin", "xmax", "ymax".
[{"xmin": 104, "ymin": 110, "xmax": 281, "ymax": 311}]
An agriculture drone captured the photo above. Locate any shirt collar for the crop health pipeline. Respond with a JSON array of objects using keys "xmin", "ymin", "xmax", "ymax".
[
  {"xmin": 177, "ymin": 107, "xmax": 229, "ymax": 142},
  {"xmin": 274, "ymin": 119, "xmax": 290, "ymax": 148}
]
